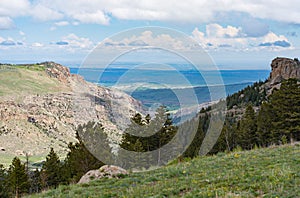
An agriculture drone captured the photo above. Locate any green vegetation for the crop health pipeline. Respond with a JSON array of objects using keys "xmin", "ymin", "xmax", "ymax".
[
  {"xmin": 6, "ymin": 157, "xmax": 30, "ymax": 198},
  {"xmin": 0, "ymin": 122, "xmax": 107, "ymax": 197},
  {"xmin": 28, "ymin": 144, "xmax": 300, "ymax": 198},
  {"xmin": 41, "ymin": 148, "xmax": 62, "ymax": 189},
  {"xmin": 0, "ymin": 63, "xmax": 299, "ymax": 197},
  {"xmin": 0, "ymin": 65, "xmax": 68, "ymax": 99},
  {"xmin": 226, "ymin": 80, "xmax": 267, "ymax": 109},
  {"xmin": 120, "ymin": 106, "xmax": 178, "ymax": 169},
  {"xmin": 191, "ymin": 78, "xmax": 300, "ymax": 156},
  {"xmin": 62, "ymin": 123, "xmax": 106, "ymax": 183}
]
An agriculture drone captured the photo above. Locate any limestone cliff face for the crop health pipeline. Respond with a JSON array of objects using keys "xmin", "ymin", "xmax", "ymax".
[
  {"xmin": 269, "ymin": 57, "xmax": 300, "ymax": 85},
  {"xmin": 0, "ymin": 62, "xmax": 143, "ymax": 160}
]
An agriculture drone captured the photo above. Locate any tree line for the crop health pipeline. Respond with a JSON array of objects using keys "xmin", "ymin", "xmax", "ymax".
[
  {"xmin": 184, "ymin": 78, "xmax": 300, "ymax": 158},
  {"xmin": 0, "ymin": 122, "xmax": 107, "ymax": 198}
]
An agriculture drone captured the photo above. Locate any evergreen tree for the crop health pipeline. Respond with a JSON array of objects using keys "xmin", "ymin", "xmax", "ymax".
[
  {"xmin": 42, "ymin": 148, "xmax": 61, "ymax": 188},
  {"xmin": 0, "ymin": 164, "xmax": 8, "ymax": 198},
  {"xmin": 182, "ymin": 123, "xmax": 205, "ymax": 158},
  {"xmin": 7, "ymin": 157, "xmax": 29, "ymax": 198},
  {"xmin": 212, "ymin": 119, "xmax": 238, "ymax": 153},
  {"xmin": 256, "ymin": 102, "xmax": 274, "ymax": 146},
  {"xmin": 63, "ymin": 132, "xmax": 105, "ymax": 183},
  {"xmin": 120, "ymin": 106, "xmax": 178, "ymax": 168},
  {"xmin": 237, "ymin": 104, "xmax": 257, "ymax": 149},
  {"xmin": 180, "ymin": 112, "xmax": 211, "ymax": 158},
  {"xmin": 29, "ymin": 168, "xmax": 42, "ymax": 194},
  {"xmin": 269, "ymin": 79, "xmax": 300, "ymax": 142},
  {"xmin": 121, "ymin": 106, "xmax": 177, "ymax": 152}
]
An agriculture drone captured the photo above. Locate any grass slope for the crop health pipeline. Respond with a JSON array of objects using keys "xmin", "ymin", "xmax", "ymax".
[
  {"xmin": 0, "ymin": 65, "xmax": 68, "ymax": 100},
  {"xmin": 29, "ymin": 144, "xmax": 300, "ymax": 197}
]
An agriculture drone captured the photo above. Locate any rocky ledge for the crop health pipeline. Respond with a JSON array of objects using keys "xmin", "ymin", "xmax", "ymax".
[{"xmin": 269, "ymin": 57, "xmax": 300, "ymax": 85}]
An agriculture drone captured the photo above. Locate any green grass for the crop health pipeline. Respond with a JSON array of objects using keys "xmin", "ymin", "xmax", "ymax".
[
  {"xmin": 0, "ymin": 153, "xmax": 45, "ymax": 169},
  {"xmin": 0, "ymin": 65, "xmax": 69, "ymax": 99},
  {"xmin": 28, "ymin": 144, "xmax": 300, "ymax": 197}
]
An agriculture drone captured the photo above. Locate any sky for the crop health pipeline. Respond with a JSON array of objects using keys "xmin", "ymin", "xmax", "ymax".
[{"xmin": 0, "ymin": 0, "xmax": 300, "ymax": 69}]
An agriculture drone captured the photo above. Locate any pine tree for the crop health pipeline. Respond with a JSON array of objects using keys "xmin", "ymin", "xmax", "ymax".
[
  {"xmin": 42, "ymin": 148, "xmax": 61, "ymax": 188},
  {"xmin": 7, "ymin": 157, "xmax": 29, "ymax": 198},
  {"xmin": 121, "ymin": 106, "xmax": 177, "ymax": 152},
  {"xmin": 238, "ymin": 104, "xmax": 257, "ymax": 149},
  {"xmin": 120, "ymin": 106, "xmax": 178, "ymax": 168},
  {"xmin": 29, "ymin": 169, "xmax": 42, "ymax": 194},
  {"xmin": 181, "ymin": 113, "xmax": 210, "ymax": 158},
  {"xmin": 269, "ymin": 78, "xmax": 300, "ymax": 142},
  {"xmin": 256, "ymin": 102, "xmax": 274, "ymax": 146},
  {"xmin": 0, "ymin": 164, "xmax": 8, "ymax": 198},
  {"xmin": 63, "ymin": 133, "xmax": 105, "ymax": 183},
  {"xmin": 182, "ymin": 124, "xmax": 205, "ymax": 158},
  {"xmin": 213, "ymin": 119, "xmax": 237, "ymax": 152}
]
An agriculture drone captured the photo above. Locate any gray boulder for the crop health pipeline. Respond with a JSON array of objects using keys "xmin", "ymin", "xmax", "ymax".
[{"xmin": 78, "ymin": 165, "xmax": 128, "ymax": 184}]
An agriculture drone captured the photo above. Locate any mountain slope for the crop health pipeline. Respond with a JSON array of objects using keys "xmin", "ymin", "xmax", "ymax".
[
  {"xmin": 0, "ymin": 62, "xmax": 143, "ymax": 167},
  {"xmin": 28, "ymin": 144, "xmax": 300, "ymax": 198}
]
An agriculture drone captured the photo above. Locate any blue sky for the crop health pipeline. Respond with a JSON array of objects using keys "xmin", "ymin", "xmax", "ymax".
[{"xmin": 0, "ymin": 0, "xmax": 300, "ymax": 69}]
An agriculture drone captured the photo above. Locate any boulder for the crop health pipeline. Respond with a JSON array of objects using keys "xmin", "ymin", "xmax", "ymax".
[{"xmin": 78, "ymin": 165, "xmax": 128, "ymax": 184}]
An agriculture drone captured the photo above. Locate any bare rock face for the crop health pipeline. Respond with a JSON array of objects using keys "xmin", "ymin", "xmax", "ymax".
[
  {"xmin": 269, "ymin": 57, "xmax": 300, "ymax": 85},
  {"xmin": 0, "ymin": 62, "xmax": 144, "ymax": 161},
  {"xmin": 78, "ymin": 165, "xmax": 128, "ymax": 184}
]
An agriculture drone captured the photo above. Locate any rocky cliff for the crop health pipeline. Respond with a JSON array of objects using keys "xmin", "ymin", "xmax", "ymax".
[
  {"xmin": 0, "ymin": 62, "xmax": 143, "ymax": 164},
  {"xmin": 269, "ymin": 57, "xmax": 300, "ymax": 85}
]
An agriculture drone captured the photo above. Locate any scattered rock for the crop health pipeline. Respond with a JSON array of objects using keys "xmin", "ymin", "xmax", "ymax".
[
  {"xmin": 0, "ymin": 147, "xmax": 5, "ymax": 151},
  {"xmin": 78, "ymin": 165, "xmax": 128, "ymax": 184}
]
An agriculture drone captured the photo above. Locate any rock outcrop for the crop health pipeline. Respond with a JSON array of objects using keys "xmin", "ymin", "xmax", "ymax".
[
  {"xmin": 269, "ymin": 57, "xmax": 300, "ymax": 85},
  {"xmin": 0, "ymin": 62, "xmax": 144, "ymax": 161},
  {"xmin": 78, "ymin": 165, "xmax": 128, "ymax": 184},
  {"xmin": 44, "ymin": 62, "xmax": 71, "ymax": 83}
]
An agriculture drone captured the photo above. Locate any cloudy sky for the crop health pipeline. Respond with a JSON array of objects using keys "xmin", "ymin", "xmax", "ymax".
[{"xmin": 0, "ymin": 0, "xmax": 300, "ymax": 69}]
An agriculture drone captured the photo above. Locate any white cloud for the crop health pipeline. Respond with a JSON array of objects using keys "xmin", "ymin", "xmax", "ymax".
[
  {"xmin": 0, "ymin": 37, "xmax": 24, "ymax": 48},
  {"xmin": 102, "ymin": 30, "xmax": 187, "ymax": 50},
  {"xmin": 54, "ymin": 21, "xmax": 69, "ymax": 26},
  {"xmin": 50, "ymin": 21, "xmax": 70, "ymax": 31},
  {"xmin": 32, "ymin": 42, "xmax": 43, "ymax": 47},
  {"xmin": 2, "ymin": 1, "xmax": 300, "ymax": 26},
  {"xmin": 34, "ymin": 0, "xmax": 110, "ymax": 25},
  {"xmin": 0, "ymin": 0, "xmax": 30, "ymax": 17},
  {"xmin": 61, "ymin": 33, "xmax": 94, "ymax": 49},
  {"xmin": 30, "ymin": 4, "xmax": 63, "ymax": 21},
  {"xmin": 30, "ymin": 0, "xmax": 300, "ymax": 24},
  {"xmin": 262, "ymin": 32, "xmax": 288, "ymax": 43},
  {"xmin": 71, "ymin": 11, "xmax": 109, "ymax": 25},
  {"xmin": 206, "ymin": 24, "xmax": 243, "ymax": 38},
  {"xmin": 0, "ymin": 17, "xmax": 14, "ymax": 30},
  {"xmin": 192, "ymin": 24, "xmax": 292, "ymax": 51}
]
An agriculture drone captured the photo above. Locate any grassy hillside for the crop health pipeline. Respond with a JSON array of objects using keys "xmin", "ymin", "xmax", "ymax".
[
  {"xmin": 29, "ymin": 144, "xmax": 300, "ymax": 198},
  {"xmin": 0, "ymin": 65, "xmax": 68, "ymax": 100}
]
